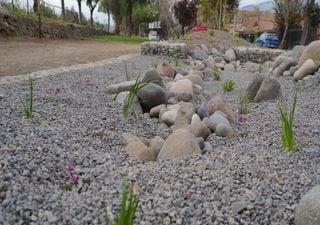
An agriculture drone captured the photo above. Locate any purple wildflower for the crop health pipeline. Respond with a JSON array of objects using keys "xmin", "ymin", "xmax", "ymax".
[
  {"xmin": 96, "ymin": 85, "xmax": 100, "ymax": 91},
  {"xmin": 239, "ymin": 115, "xmax": 247, "ymax": 122},
  {"xmin": 66, "ymin": 165, "xmax": 75, "ymax": 172},
  {"xmin": 70, "ymin": 175, "xmax": 78, "ymax": 184},
  {"xmin": 54, "ymin": 87, "xmax": 61, "ymax": 95}
]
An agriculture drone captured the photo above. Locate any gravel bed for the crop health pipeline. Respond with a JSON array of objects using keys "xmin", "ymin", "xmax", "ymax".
[{"xmin": 0, "ymin": 55, "xmax": 320, "ymax": 225}]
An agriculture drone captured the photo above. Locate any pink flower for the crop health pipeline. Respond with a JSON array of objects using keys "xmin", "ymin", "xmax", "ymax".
[
  {"xmin": 66, "ymin": 165, "xmax": 75, "ymax": 172},
  {"xmin": 239, "ymin": 115, "xmax": 247, "ymax": 122},
  {"xmin": 70, "ymin": 175, "xmax": 78, "ymax": 184},
  {"xmin": 54, "ymin": 87, "xmax": 61, "ymax": 95},
  {"xmin": 96, "ymin": 85, "xmax": 100, "ymax": 91}
]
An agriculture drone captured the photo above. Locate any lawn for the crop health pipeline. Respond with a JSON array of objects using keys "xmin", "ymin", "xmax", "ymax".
[{"xmin": 83, "ymin": 34, "xmax": 150, "ymax": 43}]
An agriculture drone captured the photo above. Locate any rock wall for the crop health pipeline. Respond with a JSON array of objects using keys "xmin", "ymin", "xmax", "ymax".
[
  {"xmin": 0, "ymin": 8, "xmax": 107, "ymax": 39},
  {"xmin": 141, "ymin": 42, "xmax": 190, "ymax": 59},
  {"xmin": 234, "ymin": 47, "xmax": 285, "ymax": 63}
]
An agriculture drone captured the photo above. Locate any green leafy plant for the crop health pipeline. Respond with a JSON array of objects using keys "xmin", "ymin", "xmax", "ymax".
[
  {"xmin": 175, "ymin": 57, "xmax": 180, "ymax": 67},
  {"xmin": 123, "ymin": 77, "xmax": 148, "ymax": 118},
  {"xmin": 104, "ymin": 184, "xmax": 139, "ymax": 225},
  {"xmin": 212, "ymin": 66, "xmax": 221, "ymax": 81},
  {"xmin": 222, "ymin": 79, "xmax": 235, "ymax": 92},
  {"xmin": 238, "ymin": 90, "xmax": 249, "ymax": 114},
  {"xmin": 124, "ymin": 63, "xmax": 132, "ymax": 81},
  {"xmin": 279, "ymin": 90, "xmax": 298, "ymax": 154},
  {"xmin": 20, "ymin": 76, "xmax": 34, "ymax": 118}
]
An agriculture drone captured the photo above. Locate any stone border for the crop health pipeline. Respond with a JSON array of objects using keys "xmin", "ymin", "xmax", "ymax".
[{"xmin": 0, "ymin": 54, "xmax": 139, "ymax": 85}]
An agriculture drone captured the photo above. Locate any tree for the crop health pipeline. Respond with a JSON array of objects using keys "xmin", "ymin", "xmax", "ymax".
[
  {"xmin": 300, "ymin": 0, "xmax": 316, "ymax": 45},
  {"xmin": 159, "ymin": 0, "xmax": 169, "ymax": 40},
  {"xmin": 273, "ymin": 0, "xmax": 302, "ymax": 48},
  {"xmin": 99, "ymin": 0, "xmax": 111, "ymax": 32},
  {"xmin": 310, "ymin": 3, "xmax": 320, "ymax": 27},
  {"xmin": 87, "ymin": 0, "xmax": 100, "ymax": 27},
  {"xmin": 76, "ymin": 0, "xmax": 83, "ymax": 24},
  {"xmin": 132, "ymin": 1, "xmax": 159, "ymax": 35},
  {"xmin": 61, "ymin": 0, "xmax": 65, "ymax": 20},
  {"xmin": 173, "ymin": 0, "xmax": 200, "ymax": 36}
]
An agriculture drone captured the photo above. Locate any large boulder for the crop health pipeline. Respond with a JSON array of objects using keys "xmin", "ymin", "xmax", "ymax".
[
  {"xmin": 197, "ymin": 103, "xmax": 210, "ymax": 119},
  {"xmin": 173, "ymin": 102, "xmax": 195, "ymax": 130},
  {"xmin": 298, "ymin": 40, "xmax": 320, "ymax": 67},
  {"xmin": 295, "ymin": 185, "xmax": 320, "ymax": 225},
  {"xmin": 115, "ymin": 91, "xmax": 143, "ymax": 114},
  {"xmin": 211, "ymin": 48, "xmax": 223, "ymax": 57},
  {"xmin": 207, "ymin": 96, "xmax": 236, "ymax": 124},
  {"xmin": 141, "ymin": 68, "xmax": 164, "ymax": 87},
  {"xmin": 254, "ymin": 77, "xmax": 282, "ymax": 102},
  {"xmin": 169, "ymin": 79, "xmax": 193, "ymax": 95},
  {"xmin": 182, "ymin": 122, "xmax": 210, "ymax": 140},
  {"xmin": 106, "ymin": 80, "xmax": 136, "ymax": 94},
  {"xmin": 215, "ymin": 123, "xmax": 234, "ymax": 137},
  {"xmin": 293, "ymin": 59, "xmax": 317, "ymax": 81},
  {"xmin": 191, "ymin": 48, "xmax": 208, "ymax": 60},
  {"xmin": 224, "ymin": 49, "xmax": 236, "ymax": 62},
  {"xmin": 149, "ymin": 104, "xmax": 166, "ymax": 118},
  {"xmin": 159, "ymin": 104, "xmax": 180, "ymax": 126},
  {"xmin": 272, "ymin": 59, "xmax": 297, "ymax": 77},
  {"xmin": 185, "ymin": 74, "xmax": 203, "ymax": 86},
  {"xmin": 137, "ymin": 83, "xmax": 167, "ymax": 112},
  {"xmin": 126, "ymin": 141, "xmax": 155, "ymax": 161},
  {"xmin": 157, "ymin": 62, "xmax": 175, "ymax": 78},
  {"xmin": 207, "ymin": 111, "xmax": 230, "ymax": 131},
  {"xmin": 246, "ymin": 75, "xmax": 265, "ymax": 101},
  {"xmin": 158, "ymin": 129, "xmax": 202, "ymax": 159},
  {"xmin": 149, "ymin": 136, "xmax": 165, "ymax": 158}
]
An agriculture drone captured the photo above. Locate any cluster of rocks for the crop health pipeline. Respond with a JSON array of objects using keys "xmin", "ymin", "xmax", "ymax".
[
  {"xmin": 107, "ymin": 61, "xmax": 240, "ymax": 161},
  {"xmin": 141, "ymin": 42, "xmax": 285, "ymax": 66},
  {"xmin": 141, "ymin": 42, "xmax": 190, "ymax": 59},
  {"xmin": 271, "ymin": 40, "xmax": 320, "ymax": 82},
  {"xmin": 234, "ymin": 46, "xmax": 285, "ymax": 63},
  {"xmin": 0, "ymin": 8, "xmax": 107, "ymax": 38}
]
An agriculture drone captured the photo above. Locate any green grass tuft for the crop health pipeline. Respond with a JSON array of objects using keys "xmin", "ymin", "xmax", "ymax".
[
  {"xmin": 222, "ymin": 79, "xmax": 235, "ymax": 92},
  {"xmin": 122, "ymin": 77, "xmax": 148, "ymax": 118},
  {"xmin": 104, "ymin": 184, "xmax": 139, "ymax": 225},
  {"xmin": 124, "ymin": 63, "xmax": 132, "ymax": 81},
  {"xmin": 20, "ymin": 76, "xmax": 34, "ymax": 118},
  {"xmin": 279, "ymin": 89, "xmax": 298, "ymax": 154},
  {"xmin": 238, "ymin": 90, "xmax": 249, "ymax": 114},
  {"xmin": 212, "ymin": 66, "xmax": 221, "ymax": 81}
]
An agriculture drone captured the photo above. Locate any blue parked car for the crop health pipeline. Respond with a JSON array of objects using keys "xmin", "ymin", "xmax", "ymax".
[{"xmin": 256, "ymin": 32, "xmax": 279, "ymax": 48}]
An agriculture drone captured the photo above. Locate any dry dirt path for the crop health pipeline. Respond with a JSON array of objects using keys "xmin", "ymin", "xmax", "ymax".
[{"xmin": 0, "ymin": 37, "xmax": 141, "ymax": 76}]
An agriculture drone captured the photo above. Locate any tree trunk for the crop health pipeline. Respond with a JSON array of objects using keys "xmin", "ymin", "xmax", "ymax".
[
  {"xmin": 107, "ymin": 9, "xmax": 110, "ymax": 33},
  {"xmin": 61, "ymin": 0, "xmax": 65, "ymax": 20},
  {"xmin": 281, "ymin": 21, "xmax": 289, "ymax": 48},
  {"xmin": 181, "ymin": 24, "xmax": 184, "ymax": 36},
  {"xmin": 126, "ymin": 0, "xmax": 133, "ymax": 36},
  {"xmin": 159, "ymin": 0, "xmax": 169, "ymax": 40},
  {"xmin": 90, "ymin": 8, "xmax": 94, "ymax": 27},
  {"xmin": 77, "ymin": 0, "xmax": 82, "ymax": 24},
  {"xmin": 300, "ymin": 0, "xmax": 315, "ymax": 45}
]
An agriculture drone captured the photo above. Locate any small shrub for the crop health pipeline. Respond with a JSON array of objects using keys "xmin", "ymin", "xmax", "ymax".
[
  {"xmin": 104, "ymin": 184, "xmax": 139, "ymax": 225},
  {"xmin": 279, "ymin": 90, "xmax": 298, "ymax": 154},
  {"xmin": 222, "ymin": 79, "xmax": 235, "ymax": 92},
  {"xmin": 212, "ymin": 66, "xmax": 221, "ymax": 81},
  {"xmin": 123, "ymin": 77, "xmax": 148, "ymax": 118},
  {"xmin": 238, "ymin": 91, "xmax": 249, "ymax": 114},
  {"xmin": 20, "ymin": 76, "xmax": 34, "ymax": 118},
  {"xmin": 175, "ymin": 57, "xmax": 180, "ymax": 67},
  {"xmin": 232, "ymin": 32, "xmax": 241, "ymax": 45}
]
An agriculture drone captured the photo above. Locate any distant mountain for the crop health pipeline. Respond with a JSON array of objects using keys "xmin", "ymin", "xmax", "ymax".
[{"xmin": 241, "ymin": 1, "xmax": 274, "ymax": 12}]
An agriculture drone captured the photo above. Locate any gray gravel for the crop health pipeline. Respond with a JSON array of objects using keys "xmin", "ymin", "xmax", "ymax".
[{"xmin": 0, "ymin": 55, "xmax": 320, "ymax": 225}]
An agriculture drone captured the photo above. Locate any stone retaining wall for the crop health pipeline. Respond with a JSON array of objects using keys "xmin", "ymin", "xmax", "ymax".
[
  {"xmin": 234, "ymin": 46, "xmax": 285, "ymax": 63},
  {"xmin": 141, "ymin": 42, "xmax": 190, "ymax": 59},
  {"xmin": 0, "ymin": 8, "xmax": 107, "ymax": 39}
]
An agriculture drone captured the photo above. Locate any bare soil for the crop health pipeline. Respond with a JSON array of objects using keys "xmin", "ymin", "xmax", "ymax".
[{"xmin": 0, "ymin": 37, "xmax": 140, "ymax": 76}]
